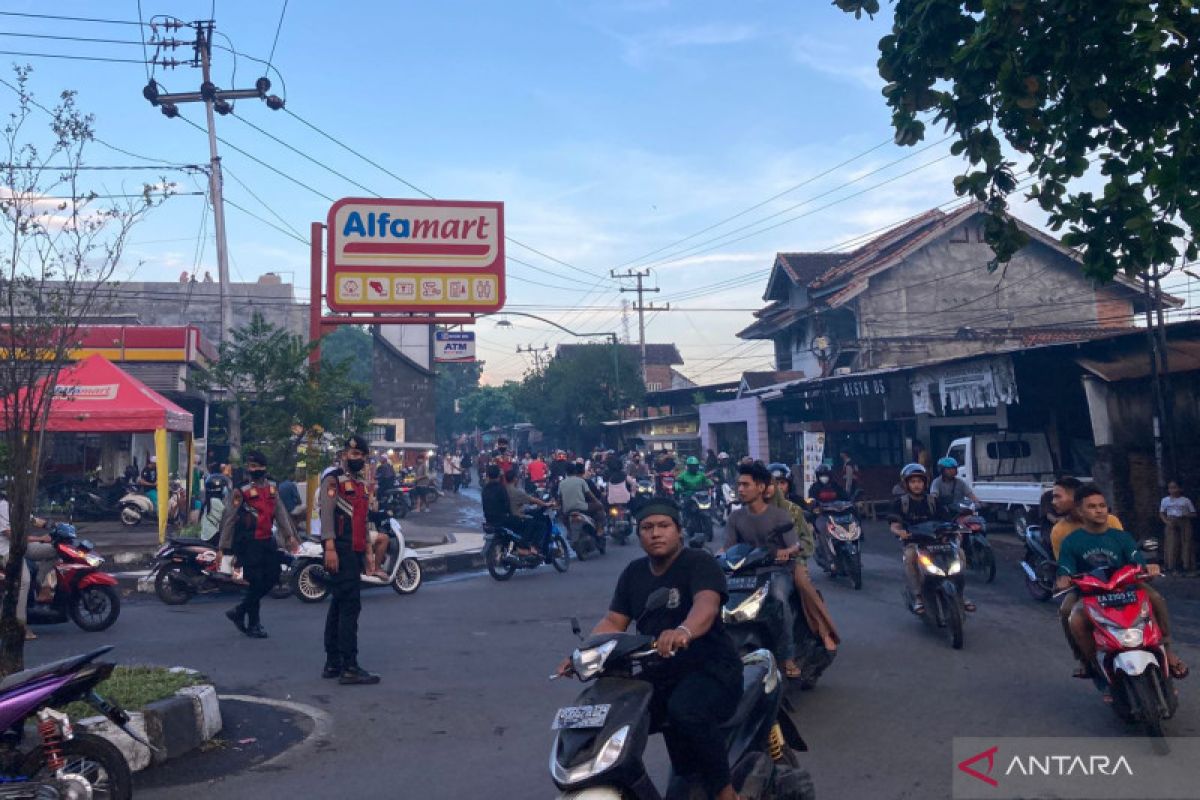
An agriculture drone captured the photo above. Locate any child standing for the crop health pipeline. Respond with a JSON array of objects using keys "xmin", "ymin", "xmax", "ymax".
[{"xmin": 1160, "ymin": 480, "xmax": 1197, "ymax": 575}]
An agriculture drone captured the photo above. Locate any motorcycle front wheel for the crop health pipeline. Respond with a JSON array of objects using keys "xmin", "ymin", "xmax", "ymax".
[
  {"xmin": 70, "ymin": 585, "xmax": 121, "ymax": 632},
  {"xmin": 549, "ymin": 536, "xmax": 570, "ymax": 573},
  {"xmin": 947, "ymin": 595, "xmax": 965, "ymax": 650},
  {"xmin": 486, "ymin": 541, "xmax": 516, "ymax": 581},
  {"xmin": 118, "ymin": 505, "xmax": 141, "ymax": 527},
  {"xmin": 392, "ymin": 558, "xmax": 422, "ymax": 594},
  {"xmin": 291, "ymin": 562, "xmax": 330, "ymax": 603},
  {"xmin": 1126, "ymin": 671, "xmax": 1170, "ymax": 751},
  {"xmin": 153, "ymin": 565, "xmax": 195, "ymax": 605},
  {"xmin": 22, "ymin": 732, "xmax": 132, "ymax": 800}
]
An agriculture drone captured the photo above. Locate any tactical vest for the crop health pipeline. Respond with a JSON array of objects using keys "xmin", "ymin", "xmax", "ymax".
[
  {"xmin": 238, "ymin": 483, "xmax": 277, "ymax": 541},
  {"xmin": 332, "ymin": 473, "xmax": 369, "ymax": 553}
]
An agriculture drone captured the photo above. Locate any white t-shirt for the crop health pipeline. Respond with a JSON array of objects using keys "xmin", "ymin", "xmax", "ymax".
[
  {"xmin": 0, "ymin": 499, "xmax": 11, "ymax": 559},
  {"xmin": 1160, "ymin": 495, "xmax": 1196, "ymax": 518}
]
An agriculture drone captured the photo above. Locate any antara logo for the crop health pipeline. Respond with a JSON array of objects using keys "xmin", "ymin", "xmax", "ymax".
[
  {"xmin": 958, "ymin": 745, "xmax": 1135, "ymax": 787},
  {"xmin": 958, "ymin": 746, "xmax": 999, "ymax": 787}
]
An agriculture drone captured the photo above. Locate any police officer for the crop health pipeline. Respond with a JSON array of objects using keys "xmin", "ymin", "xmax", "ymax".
[
  {"xmin": 320, "ymin": 435, "xmax": 381, "ymax": 685},
  {"xmin": 219, "ymin": 450, "xmax": 299, "ymax": 638}
]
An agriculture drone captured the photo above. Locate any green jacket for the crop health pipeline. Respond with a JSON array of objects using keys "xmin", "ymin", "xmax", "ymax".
[
  {"xmin": 676, "ymin": 469, "xmax": 712, "ymax": 495},
  {"xmin": 770, "ymin": 490, "xmax": 815, "ymax": 560}
]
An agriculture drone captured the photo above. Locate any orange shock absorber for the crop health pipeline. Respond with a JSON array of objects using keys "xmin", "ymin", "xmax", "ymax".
[
  {"xmin": 38, "ymin": 718, "xmax": 65, "ymax": 772},
  {"xmin": 768, "ymin": 723, "xmax": 785, "ymax": 761}
]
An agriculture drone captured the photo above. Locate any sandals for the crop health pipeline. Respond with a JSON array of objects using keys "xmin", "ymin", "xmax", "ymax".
[
  {"xmin": 1170, "ymin": 658, "xmax": 1189, "ymax": 680},
  {"xmin": 963, "ymin": 599, "xmax": 977, "ymax": 613},
  {"xmin": 783, "ymin": 661, "xmax": 803, "ymax": 679},
  {"xmin": 911, "ymin": 600, "xmax": 926, "ymax": 615}
]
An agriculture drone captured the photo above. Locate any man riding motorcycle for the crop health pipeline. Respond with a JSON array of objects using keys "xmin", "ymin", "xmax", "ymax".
[
  {"xmin": 889, "ymin": 463, "xmax": 976, "ymax": 615},
  {"xmin": 675, "ymin": 456, "xmax": 713, "ymax": 497},
  {"xmin": 929, "ymin": 456, "xmax": 979, "ymax": 509}
]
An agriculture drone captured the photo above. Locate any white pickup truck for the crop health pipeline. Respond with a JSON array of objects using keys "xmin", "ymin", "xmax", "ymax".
[{"xmin": 945, "ymin": 433, "xmax": 1080, "ymax": 533}]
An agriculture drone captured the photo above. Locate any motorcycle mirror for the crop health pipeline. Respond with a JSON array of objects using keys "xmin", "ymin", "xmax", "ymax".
[
  {"xmin": 570, "ymin": 617, "xmax": 583, "ymax": 640},
  {"xmin": 643, "ymin": 587, "xmax": 671, "ymax": 613}
]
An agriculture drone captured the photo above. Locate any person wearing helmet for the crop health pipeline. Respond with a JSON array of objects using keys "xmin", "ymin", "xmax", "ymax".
[
  {"xmin": 889, "ymin": 464, "xmax": 975, "ymax": 614},
  {"xmin": 199, "ymin": 472, "xmax": 231, "ymax": 544},
  {"xmin": 807, "ymin": 464, "xmax": 847, "ymax": 507},
  {"xmin": 930, "ymin": 456, "xmax": 979, "ymax": 510},
  {"xmin": 676, "ymin": 456, "xmax": 713, "ymax": 497}
]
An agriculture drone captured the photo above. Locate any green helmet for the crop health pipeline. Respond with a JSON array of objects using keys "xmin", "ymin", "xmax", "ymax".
[{"xmin": 685, "ymin": 456, "xmax": 701, "ymax": 467}]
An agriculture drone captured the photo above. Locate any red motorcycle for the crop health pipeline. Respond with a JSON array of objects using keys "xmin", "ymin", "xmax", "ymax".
[
  {"xmin": 1073, "ymin": 564, "xmax": 1177, "ymax": 744},
  {"xmin": 23, "ymin": 523, "xmax": 121, "ymax": 632}
]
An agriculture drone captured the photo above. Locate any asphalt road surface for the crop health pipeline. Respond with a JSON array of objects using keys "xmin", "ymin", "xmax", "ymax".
[{"xmin": 30, "ymin": 522, "xmax": 1200, "ymax": 799}]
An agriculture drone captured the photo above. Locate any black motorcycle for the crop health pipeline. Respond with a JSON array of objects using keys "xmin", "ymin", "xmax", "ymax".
[
  {"xmin": 903, "ymin": 522, "xmax": 967, "ymax": 649},
  {"xmin": 1020, "ymin": 522, "xmax": 1057, "ymax": 601},
  {"xmin": 564, "ymin": 509, "xmax": 607, "ymax": 561},
  {"xmin": 955, "ymin": 501, "xmax": 996, "ymax": 584},
  {"xmin": 551, "ymin": 597, "xmax": 813, "ymax": 799},
  {"xmin": 483, "ymin": 504, "xmax": 571, "ymax": 581},
  {"xmin": 379, "ymin": 486, "xmax": 412, "ymax": 519},
  {"xmin": 605, "ymin": 503, "xmax": 633, "ymax": 546},
  {"xmin": 67, "ymin": 478, "xmax": 131, "ymax": 522},
  {"xmin": 682, "ymin": 490, "xmax": 715, "ymax": 548},
  {"xmin": 151, "ymin": 536, "xmax": 292, "ymax": 605},
  {"xmin": 811, "ymin": 500, "xmax": 863, "ymax": 590}
]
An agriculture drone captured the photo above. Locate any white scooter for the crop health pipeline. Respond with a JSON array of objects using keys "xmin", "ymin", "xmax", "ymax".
[
  {"xmin": 118, "ymin": 477, "xmax": 185, "ymax": 527},
  {"xmin": 290, "ymin": 516, "xmax": 422, "ymax": 602}
]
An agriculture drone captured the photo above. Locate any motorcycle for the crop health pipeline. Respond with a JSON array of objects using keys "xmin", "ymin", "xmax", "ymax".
[
  {"xmin": 66, "ymin": 476, "xmax": 128, "ymax": 522},
  {"xmin": 16, "ymin": 523, "xmax": 121, "ymax": 632},
  {"xmin": 550, "ymin": 597, "xmax": 814, "ymax": 800},
  {"xmin": 955, "ymin": 501, "xmax": 995, "ymax": 583},
  {"xmin": 720, "ymin": 545, "xmax": 791, "ymax": 658},
  {"xmin": 811, "ymin": 500, "xmax": 863, "ymax": 590},
  {"xmin": 564, "ymin": 509, "xmax": 607, "ymax": 561},
  {"xmin": 1070, "ymin": 565, "xmax": 1178, "ymax": 748},
  {"xmin": 117, "ymin": 475, "xmax": 185, "ymax": 527},
  {"xmin": 682, "ymin": 490, "xmax": 715, "ymax": 548},
  {"xmin": 378, "ymin": 486, "xmax": 412, "ymax": 519},
  {"xmin": 903, "ymin": 521, "xmax": 967, "ymax": 650},
  {"xmin": 1020, "ymin": 523, "xmax": 1057, "ymax": 601},
  {"xmin": 483, "ymin": 504, "xmax": 571, "ymax": 581},
  {"xmin": 0, "ymin": 645, "xmax": 144, "ymax": 799},
  {"xmin": 151, "ymin": 534, "xmax": 293, "ymax": 605},
  {"xmin": 714, "ymin": 480, "xmax": 735, "ymax": 526},
  {"xmin": 290, "ymin": 515, "xmax": 422, "ymax": 602},
  {"xmin": 606, "ymin": 503, "xmax": 633, "ymax": 546}
]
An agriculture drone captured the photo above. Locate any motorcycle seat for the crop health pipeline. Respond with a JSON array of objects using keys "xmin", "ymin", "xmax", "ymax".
[
  {"xmin": 483, "ymin": 524, "xmax": 515, "ymax": 537},
  {"xmin": 0, "ymin": 645, "xmax": 112, "ymax": 693},
  {"xmin": 719, "ymin": 661, "xmax": 770, "ymax": 733}
]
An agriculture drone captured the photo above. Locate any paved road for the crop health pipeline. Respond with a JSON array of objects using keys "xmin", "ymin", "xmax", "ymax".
[{"xmin": 30, "ymin": 523, "xmax": 1200, "ymax": 799}]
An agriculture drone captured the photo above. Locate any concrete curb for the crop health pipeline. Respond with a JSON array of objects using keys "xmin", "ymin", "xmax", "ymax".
[{"xmin": 77, "ymin": 680, "xmax": 222, "ymax": 774}]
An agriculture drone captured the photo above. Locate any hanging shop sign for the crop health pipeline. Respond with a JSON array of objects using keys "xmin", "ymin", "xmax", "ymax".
[
  {"xmin": 434, "ymin": 330, "xmax": 476, "ymax": 363},
  {"xmin": 909, "ymin": 355, "xmax": 1019, "ymax": 416},
  {"xmin": 326, "ymin": 198, "xmax": 505, "ymax": 313}
]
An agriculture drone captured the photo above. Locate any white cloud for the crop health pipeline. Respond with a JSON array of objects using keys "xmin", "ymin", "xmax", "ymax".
[{"xmin": 790, "ymin": 34, "xmax": 883, "ymax": 92}]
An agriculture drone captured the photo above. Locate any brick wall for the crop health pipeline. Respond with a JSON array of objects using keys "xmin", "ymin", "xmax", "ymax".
[{"xmin": 371, "ymin": 341, "xmax": 436, "ymax": 443}]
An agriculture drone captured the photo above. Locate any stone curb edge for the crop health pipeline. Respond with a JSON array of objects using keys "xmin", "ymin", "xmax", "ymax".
[{"xmin": 77, "ymin": 675, "xmax": 220, "ymax": 773}]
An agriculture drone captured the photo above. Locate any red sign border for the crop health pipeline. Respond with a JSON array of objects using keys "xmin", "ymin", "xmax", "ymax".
[{"xmin": 325, "ymin": 197, "xmax": 506, "ymax": 314}]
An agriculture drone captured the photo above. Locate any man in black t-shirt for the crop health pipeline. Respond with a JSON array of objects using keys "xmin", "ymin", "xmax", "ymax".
[
  {"xmin": 888, "ymin": 463, "xmax": 975, "ymax": 614},
  {"xmin": 557, "ymin": 500, "xmax": 743, "ymax": 800}
]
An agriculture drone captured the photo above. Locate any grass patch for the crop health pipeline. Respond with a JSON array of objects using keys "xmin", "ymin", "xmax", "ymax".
[{"xmin": 60, "ymin": 666, "xmax": 205, "ymax": 721}]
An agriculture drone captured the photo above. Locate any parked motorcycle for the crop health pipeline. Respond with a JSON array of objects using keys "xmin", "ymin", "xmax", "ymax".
[
  {"xmin": 1070, "ymin": 565, "xmax": 1178, "ymax": 748},
  {"xmin": 67, "ymin": 476, "xmax": 129, "ymax": 522},
  {"xmin": 151, "ymin": 534, "xmax": 293, "ymax": 605},
  {"xmin": 605, "ymin": 503, "xmax": 632, "ymax": 546},
  {"xmin": 682, "ymin": 489, "xmax": 715, "ymax": 548},
  {"xmin": 0, "ymin": 645, "xmax": 142, "ymax": 799},
  {"xmin": 903, "ymin": 521, "xmax": 967, "ymax": 649},
  {"xmin": 290, "ymin": 515, "xmax": 422, "ymax": 602},
  {"xmin": 550, "ymin": 601, "xmax": 813, "ymax": 800},
  {"xmin": 1020, "ymin": 523, "xmax": 1057, "ymax": 601},
  {"xmin": 812, "ymin": 500, "xmax": 863, "ymax": 590},
  {"xmin": 564, "ymin": 509, "xmax": 606, "ymax": 560},
  {"xmin": 16, "ymin": 523, "xmax": 121, "ymax": 632},
  {"xmin": 117, "ymin": 475, "xmax": 185, "ymax": 528},
  {"xmin": 955, "ymin": 500, "xmax": 995, "ymax": 583},
  {"xmin": 378, "ymin": 486, "xmax": 412, "ymax": 519},
  {"xmin": 483, "ymin": 504, "xmax": 570, "ymax": 581}
]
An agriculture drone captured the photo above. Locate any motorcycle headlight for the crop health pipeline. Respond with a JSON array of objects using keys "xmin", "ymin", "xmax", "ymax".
[
  {"xmin": 918, "ymin": 553, "xmax": 945, "ymax": 576},
  {"xmin": 85, "ymin": 554, "xmax": 104, "ymax": 568},
  {"xmin": 571, "ymin": 640, "xmax": 617, "ymax": 681},
  {"xmin": 846, "ymin": 522, "xmax": 861, "ymax": 540},
  {"xmin": 1118, "ymin": 628, "xmax": 1144, "ymax": 648},
  {"xmin": 947, "ymin": 559, "xmax": 962, "ymax": 575},
  {"xmin": 552, "ymin": 724, "xmax": 630, "ymax": 785},
  {"xmin": 724, "ymin": 585, "xmax": 768, "ymax": 623}
]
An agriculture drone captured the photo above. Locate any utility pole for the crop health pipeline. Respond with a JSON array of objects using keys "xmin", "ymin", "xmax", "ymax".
[
  {"xmin": 141, "ymin": 18, "xmax": 285, "ymax": 461},
  {"xmin": 516, "ymin": 343, "xmax": 549, "ymax": 372},
  {"xmin": 612, "ymin": 268, "xmax": 666, "ymax": 383}
]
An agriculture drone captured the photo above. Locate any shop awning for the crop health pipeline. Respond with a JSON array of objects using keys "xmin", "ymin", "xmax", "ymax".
[{"xmin": 1077, "ymin": 340, "xmax": 1200, "ymax": 382}]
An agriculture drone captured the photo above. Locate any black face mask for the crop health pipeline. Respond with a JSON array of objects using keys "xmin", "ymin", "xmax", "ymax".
[
  {"xmin": 247, "ymin": 468, "xmax": 267, "ymax": 481},
  {"xmin": 346, "ymin": 458, "xmax": 365, "ymax": 473}
]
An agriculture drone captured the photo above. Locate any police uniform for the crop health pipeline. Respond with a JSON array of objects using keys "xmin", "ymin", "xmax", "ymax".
[
  {"xmin": 320, "ymin": 435, "xmax": 380, "ymax": 684},
  {"xmin": 218, "ymin": 474, "xmax": 297, "ymax": 638}
]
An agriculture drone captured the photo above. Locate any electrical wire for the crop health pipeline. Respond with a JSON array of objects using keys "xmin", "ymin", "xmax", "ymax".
[
  {"xmin": 0, "ymin": 31, "xmax": 146, "ymax": 46},
  {"xmin": 0, "ymin": 50, "xmax": 149, "ymax": 64},
  {"xmin": 265, "ymin": 0, "xmax": 289, "ymax": 73},
  {"xmin": 0, "ymin": 11, "xmax": 146, "ymax": 26}
]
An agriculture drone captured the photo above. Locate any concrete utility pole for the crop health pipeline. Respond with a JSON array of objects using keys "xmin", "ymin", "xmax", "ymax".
[
  {"xmin": 611, "ymin": 268, "xmax": 666, "ymax": 383},
  {"xmin": 141, "ymin": 18, "xmax": 285, "ymax": 460},
  {"xmin": 516, "ymin": 343, "xmax": 549, "ymax": 372}
]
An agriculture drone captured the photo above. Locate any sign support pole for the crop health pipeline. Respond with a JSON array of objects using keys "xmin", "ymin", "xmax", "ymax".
[{"xmin": 310, "ymin": 222, "xmax": 325, "ymax": 367}]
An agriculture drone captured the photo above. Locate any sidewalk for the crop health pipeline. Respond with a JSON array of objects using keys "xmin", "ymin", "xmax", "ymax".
[{"xmin": 75, "ymin": 487, "xmax": 488, "ymax": 580}]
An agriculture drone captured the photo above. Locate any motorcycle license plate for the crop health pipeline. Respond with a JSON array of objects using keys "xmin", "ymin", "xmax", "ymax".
[
  {"xmin": 553, "ymin": 704, "xmax": 611, "ymax": 730},
  {"xmin": 924, "ymin": 544, "xmax": 955, "ymax": 554},
  {"xmin": 727, "ymin": 575, "xmax": 758, "ymax": 591},
  {"xmin": 1097, "ymin": 590, "xmax": 1138, "ymax": 608}
]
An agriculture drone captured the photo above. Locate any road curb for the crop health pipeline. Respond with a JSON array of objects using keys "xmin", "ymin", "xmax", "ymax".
[{"xmin": 78, "ymin": 680, "xmax": 222, "ymax": 774}]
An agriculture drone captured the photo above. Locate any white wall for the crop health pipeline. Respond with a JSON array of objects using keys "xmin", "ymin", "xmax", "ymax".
[
  {"xmin": 699, "ymin": 397, "xmax": 769, "ymax": 461},
  {"xmin": 379, "ymin": 325, "xmax": 432, "ymax": 370}
]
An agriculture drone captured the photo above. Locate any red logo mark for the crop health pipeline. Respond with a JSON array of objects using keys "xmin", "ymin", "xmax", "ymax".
[{"xmin": 958, "ymin": 746, "xmax": 999, "ymax": 787}]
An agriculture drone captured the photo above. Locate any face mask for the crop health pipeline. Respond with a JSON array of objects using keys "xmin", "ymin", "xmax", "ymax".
[
  {"xmin": 819, "ymin": 476, "xmax": 830, "ymax": 484},
  {"xmin": 346, "ymin": 458, "xmax": 365, "ymax": 473},
  {"xmin": 247, "ymin": 468, "xmax": 267, "ymax": 481}
]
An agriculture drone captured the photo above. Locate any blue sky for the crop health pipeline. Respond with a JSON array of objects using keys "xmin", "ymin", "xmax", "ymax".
[{"xmin": 2, "ymin": 1, "xmax": 1082, "ymax": 383}]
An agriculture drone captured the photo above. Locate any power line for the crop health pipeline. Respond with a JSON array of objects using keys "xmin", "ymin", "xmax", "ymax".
[
  {"xmin": 0, "ymin": 11, "xmax": 145, "ymax": 26},
  {"xmin": 222, "ymin": 164, "xmax": 306, "ymax": 240},
  {"xmin": 265, "ymin": 0, "xmax": 289, "ymax": 72},
  {"xmin": 0, "ymin": 50, "xmax": 150, "ymax": 64},
  {"xmin": 0, "ymin": 31, "xmax": 146, "ymax": 46}
]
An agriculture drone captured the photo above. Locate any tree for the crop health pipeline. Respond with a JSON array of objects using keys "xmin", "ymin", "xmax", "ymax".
[
  {"xmin": 835, "ymin": 1, "xmax": 1199, "ymax": 280},
  {"xmin": 0, "ymin": 69, "xmax": 168, "ymax": 673},
  {"xmin": 459, "ymin": 382, "xmax": 523, "ymax": 433},
  {"xmin": 513, "ymin": 344, "xmax": 643, "ymax": 450},
  {"xmin": 192, "ymin": 314, "xmax": 372, "ymax": 473},
  {"xmin": 434, "ymin": 360, "xmax": 483, "ymax": 442},
  {"xmin": 321, "ymin": 325, "xmax": 371, "ymax": 386}
]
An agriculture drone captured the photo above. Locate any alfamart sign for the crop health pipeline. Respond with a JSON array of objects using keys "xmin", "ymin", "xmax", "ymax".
[{"xmin": 326, "ymin": 198, "xmax": 505, "ymax": 313}]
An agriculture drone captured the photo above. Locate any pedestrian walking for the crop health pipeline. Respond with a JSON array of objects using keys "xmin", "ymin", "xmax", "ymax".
[
  {"xmin": 219, "ymin": 450, "xmax": 299, "ymax": 639},
  {"xmin": 320, "ymin": 435, "xmax": 381, "ymax": 685},
  {"xmin": 1160, "ymin": 480, "xmax": 1197, "ymax": 575}
]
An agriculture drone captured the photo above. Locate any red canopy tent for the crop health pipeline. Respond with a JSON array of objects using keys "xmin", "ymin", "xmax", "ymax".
[{"xmin": 9, "ymin": 354, "xmax": 194, "ymax": 540}]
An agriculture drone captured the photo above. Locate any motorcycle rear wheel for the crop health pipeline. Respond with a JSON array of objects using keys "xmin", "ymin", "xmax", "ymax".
[
  {"xmin": 70, "ymin": 585, "xmax": 121, "ymax": 632},
  {"xmin": 486, "ymin": 542, "xmax": 516, "ymax": 581},
  {"xmin": 594, "ymin": 532, "xmax": 607, "ymax": 555},
  {"xmin": 291, "ymin": 562, "xmax": 330, "ymax": 602},
  {"xmin": 153, "ymin": 565, "xmax": 195, "ymax": 605},
  {"xmin": 550, "ymin": 536, "xmax": 570, "ymax": 573},
  {"xmin": 119, "ymin": 506, "xmax": 141, "ymax": 527},
  {"xmin": 848, "ymin": 554, "xmax": 863, "ymax": 590},
  {"xmin": 23, "ymin": 733, "xmax": 132, "ymax": 800},
  {"xmin": 971, "ymin": 539, "xmax": 997, "ymax": 583}
]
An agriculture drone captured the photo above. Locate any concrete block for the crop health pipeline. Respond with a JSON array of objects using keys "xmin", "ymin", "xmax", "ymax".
[
  {"xmin": 143, "ymin": 694, "xmax": 202, "ymax": 764},
  {"xmin": 177, "ymin": 684, "xmax": 222, "ymax": 741},
  {"xmin": 77, "ymin": 711, "xmax": 152, "ymax": 773}
]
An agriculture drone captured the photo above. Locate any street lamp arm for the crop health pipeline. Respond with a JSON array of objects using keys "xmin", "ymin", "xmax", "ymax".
[{"xmin": 480, "ymin": 311, "xmax": 617, "ymax": 343}]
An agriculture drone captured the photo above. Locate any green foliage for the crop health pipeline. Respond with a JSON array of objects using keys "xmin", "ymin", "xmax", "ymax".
[
  {"xmin": 434, "ymin": 361, "xmax": 483, "ymax": 441},
  {"xmin": 191, "ymin": 314, "xmax": 372, "ymax": 472},
  {"xmin": 834, "ymin": 0, "xmax": 1199, "ymax": 279},
  {"xmin": 320, "ymin": 325, "xmax": 372, "ymax": 386},
  {"xmin": 459, "ymin": 382, "xmax": 523, "ymax": 432},
  {"xmin": 512, "ymin": 344, "xmax": 644, "ymax": 450},
  {"xmin": 59, "ymin": 666, "xmax": 203, "ymax": 721}
]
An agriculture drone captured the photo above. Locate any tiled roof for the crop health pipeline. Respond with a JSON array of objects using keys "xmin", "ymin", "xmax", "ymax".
[
  {"xmin": 776, "ymin": 252, "xmax": 850, "ymax": 286},
  {"xmin": 808, "ymin": 208, "xmax": 951, "ymax": 290},
  {"xmin": 736, "ymin": 306, "xmax": 810, "ymax": 339}
]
